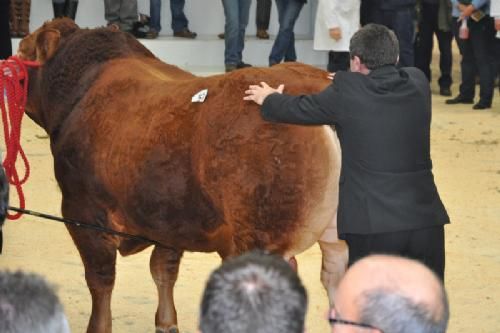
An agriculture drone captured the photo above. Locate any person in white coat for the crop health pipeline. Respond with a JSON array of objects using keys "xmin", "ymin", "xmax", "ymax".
[{"xmin": 313, "ymin": 0, "xmax": 360, "ymax": 72}]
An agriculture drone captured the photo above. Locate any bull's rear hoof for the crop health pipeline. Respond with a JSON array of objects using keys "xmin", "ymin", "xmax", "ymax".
[{"xmin": 155, "ymin": 325, "xmax": 179, "ymax": 333}]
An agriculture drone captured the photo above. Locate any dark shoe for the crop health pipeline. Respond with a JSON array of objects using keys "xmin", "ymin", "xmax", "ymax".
[
  {"xmin": 218, "ymin": 32, "xmax": 224, "ymax": 39},
  {"xmin": 236, "ymin": 62, "xmax": 252, "ymax": 69},
  {"xmin": 145, "ymin": 29, "xmax": 159, "ymax": 39},
  {"xmin": 124, "ymin": 28, "xmax": 146, "ymax": 39},
  {"xmin": 256, "ymin": 29, "xmax": 269, "ymax": 39},
  {"xmin": 472, "ymin": 102, "xmax": 491, "ymax": 110},
  {"xmin": 439, "ymin": 87, "xmax": 452, "ymax": 97},
  {"xmin": 225, "ymin": 64, "xmax": 237, "ymax": 73},
  {"xmin": 173, "ymin": 28, "xmax": 197, "ymax": 39},
  {"xmin": 445, "ymin": 95, "xmax": 474, "ymax": 104}
]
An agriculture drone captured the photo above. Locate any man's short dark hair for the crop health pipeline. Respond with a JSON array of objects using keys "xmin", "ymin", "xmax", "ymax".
[
  {"xmin": 0, "ymin": 270, "xmax": 70, "ymax": 333},
  {"xmin": 349, "ymin": 24, "xmax": 400, "ymax": 70},
  {"xmin": 359, "ymin": 288, "xmax": 450, "ymax": 333},
  {"xmin": 199, "ymin": 250, "xmax": 307, "ymax": 333}
]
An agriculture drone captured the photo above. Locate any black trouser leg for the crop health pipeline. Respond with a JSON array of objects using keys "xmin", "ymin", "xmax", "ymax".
[
  {"xmin": 256, "ymin": 0, "xmax": 271, "ymax": 30},
  {"xmin": 452, "ymin": 19, "xmax": 477, "ymax": 100},
  {"xmin": 415, "ymin": 3, "xmax": 437, "ymax": 81},
  {"xmin": 436, "ymin": 29, "xmax": 453, "ymax": 89},
  {"xmin": 0, "ymin": 0, "xmax": 12, "ymax": 59},
  {"xmin": 327, "ymin": 51, "xmax": 349, "ymax": 73},
  {"xmin": 345, "ymin": 226, "xmax": 446, "ymax": 281}
]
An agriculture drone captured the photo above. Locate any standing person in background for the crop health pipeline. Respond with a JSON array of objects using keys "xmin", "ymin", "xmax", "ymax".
[
  {"xmin": 446, "ymin": 0, "xmax": 496, "ymax": 109},
  {"xmin": 0, "ymin": 0, "xmax": 12, "ymax": 59},
  {"xmin": 148, "ymin": 0, "xmax": 197, "ymax": 39},
  {"xmin": 269, "ymin": 0, "xmax": 307, "ymax": 66},
  {"xmin": 371, "ymin": 0, "xmax": 417, "ymax": 66},
  {"xmin": 222, "ymin": 0, "xmax": 252, "ymax": 72},
  {"xmin": 104, "ymin": 0, "xmax": 144, "ymax": 38},
  {"xmin": 256, "ymin": 0, "xmax": 272, "ymax": 39},
  {"xmin": 313, "ymin": 0, "xmax": 360, "ymax": 73},
  {"xmin": 52, "ymin": 0, "xmax": 78, "ymax": 20},
  {"xmin": 414, "ymin": 0, "xmax": 454, "ymax": 96}
]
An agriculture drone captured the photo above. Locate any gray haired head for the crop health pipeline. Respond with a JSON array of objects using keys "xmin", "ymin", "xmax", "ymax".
[{"xmin": 0, "ymin": 270, "xmax": 70, "ymax": 333}]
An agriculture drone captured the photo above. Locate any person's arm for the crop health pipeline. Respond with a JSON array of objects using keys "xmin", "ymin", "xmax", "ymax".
[
  {"xmin": 244, "ymin": 82, "xmax": 340, "ymax": 125},
  {"xmin": 261, "ymin": 92, "xmax": 338, "ymax": 125}
]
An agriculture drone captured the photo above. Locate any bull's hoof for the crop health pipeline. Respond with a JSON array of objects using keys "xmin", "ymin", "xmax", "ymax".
[{"xmin": 155, "ymin": 325, "xmax": 179, "ymax": 333}]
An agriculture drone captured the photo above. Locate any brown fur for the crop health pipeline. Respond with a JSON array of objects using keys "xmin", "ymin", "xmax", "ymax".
[{"xmin": 19, "ymin": 19, "xmax": 341, "ymax": 333}]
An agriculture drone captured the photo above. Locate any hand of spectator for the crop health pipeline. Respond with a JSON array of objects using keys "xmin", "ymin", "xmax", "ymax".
[
  {"xmin": 458, "ymin": 4, "xmax": 475, "ymax": 18},
  {"xmin": 327, "ymin": 72, "xmax": 336, "ymax": 81},
  {"xmin": 329, "ymin": 28, "xmax": 342, "ymax": 41},
  {"xmin": 495, "ymin": 18, "xmax": 500, "ymax": 31},
  {"xmin": 244, "ymin": 82, "xmax": 284, "ymax": 105}
]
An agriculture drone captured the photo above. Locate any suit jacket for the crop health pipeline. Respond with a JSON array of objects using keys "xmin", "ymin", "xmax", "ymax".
[{"xmin": 261, "ymin": 65, "xmax": 450, "ymax": 238}]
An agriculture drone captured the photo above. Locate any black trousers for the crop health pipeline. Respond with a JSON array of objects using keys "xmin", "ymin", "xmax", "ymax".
[
  {"xmin": 371, "ymin": 5, "xmax": 416, "ymax": 67},
  {"xmin": 328, "ymin": 51, "xmax": 349, "ymax": 73},
  {"xmin": 414, "ymin": 2, "xmax": 453, "ymax": 89},
  {"xmin": 344, "ymin": 226, "xmax": 445, "ymax": 281},
  {"xmin": 452, "ymin": 17, "xmax": 496, "ymax": 105},
  {"xmin": 256, "ymin": 0, "xmax": 272, "ymax": 30},
  {"xmin": 0, "ymin": 0, "xmax": 12, "ymax": 59}
]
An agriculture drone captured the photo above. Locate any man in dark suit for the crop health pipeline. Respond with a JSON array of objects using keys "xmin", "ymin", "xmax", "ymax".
[{"xmin": 244, "ymin": 24, "xmax": 450, "ymax": 280}]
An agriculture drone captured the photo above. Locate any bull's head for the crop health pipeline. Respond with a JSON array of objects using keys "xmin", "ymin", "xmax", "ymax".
[
  {"xmin": 18, "ymin": 18, "xmax": 79, "ymax": 63},
  {"xmin": 17, "ymin": 18, "xmax": 79, "ymax": 128}
]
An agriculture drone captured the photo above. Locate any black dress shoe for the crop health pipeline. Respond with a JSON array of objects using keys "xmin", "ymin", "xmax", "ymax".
[
  {"xmin": 445, "ymin": 95, "xmax": 474, "ymax": 104},
  {"xmin": 236, "ymin": 62, "xmax": 252, "ymax": 69},
  {"xmin": 472, "ymin": 102, "xmax": 491, "ymax": 110},
  {"xmin": 439, "ymin": 87, "xmax": 452, "ymax": 96}
]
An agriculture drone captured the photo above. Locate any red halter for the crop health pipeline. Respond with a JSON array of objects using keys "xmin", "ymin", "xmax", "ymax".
[{"xmin": 0, "ymin": 56, "xmax": 41, "ymax": 220}]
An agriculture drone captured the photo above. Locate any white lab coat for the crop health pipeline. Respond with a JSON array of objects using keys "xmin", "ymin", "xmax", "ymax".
[
  {"xmin": 313, "ymin": 0, "xmax": 361, "ymax": 52},
  {"xmin": 491, "ymin": 0, "xmax": 500, "ymax": 17}
]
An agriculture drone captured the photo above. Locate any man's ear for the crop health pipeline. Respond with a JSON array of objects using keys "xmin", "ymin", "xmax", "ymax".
[
  {"xmin": 350, "ymin": 55, "xmax": 361, "ymax": 72},
  {"xmin": 35, "ymin": 29, "xmax": 61, "ymax": 63}
]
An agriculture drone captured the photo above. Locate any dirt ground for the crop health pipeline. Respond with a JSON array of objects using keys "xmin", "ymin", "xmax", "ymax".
[{"xmin": 1, "ymin": 64, "xmax": 500, "ymax": 332}]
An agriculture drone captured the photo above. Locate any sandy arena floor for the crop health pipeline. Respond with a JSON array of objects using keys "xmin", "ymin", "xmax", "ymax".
[{"xmin": 1, "ymin": 69, "xmax": 499, "ymax": 332}]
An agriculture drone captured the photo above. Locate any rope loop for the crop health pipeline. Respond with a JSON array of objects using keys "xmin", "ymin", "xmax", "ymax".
[{"xmin": 0, "ymin": 56, "xmax": 41, "ymax": 220}]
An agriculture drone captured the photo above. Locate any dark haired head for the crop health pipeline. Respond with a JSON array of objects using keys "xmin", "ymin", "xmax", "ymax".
[
  {"xmin": 199, "ymin": 250, "xmax": 307, "ymax": 333},
  {"xmin": 349, "ymin": 24, "xmax": 399, "ymax": 70}
]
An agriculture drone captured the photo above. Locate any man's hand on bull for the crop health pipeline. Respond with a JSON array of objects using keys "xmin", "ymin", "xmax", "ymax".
[{"xmin": 244, "ymin": 82, "xmax": 284, "ymax": 105}]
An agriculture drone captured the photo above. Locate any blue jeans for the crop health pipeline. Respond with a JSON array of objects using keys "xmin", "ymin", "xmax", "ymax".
[
  {"xmin": 150, "ymin": 0, "xmax": 188, "ymax": 33},
  {"xmin": 222, "ymin": 0, "xmax": 251, "ymax": 65},
  {"xmin": 269, "ymin": 0, "xmax": 304, "ymax": 66}
]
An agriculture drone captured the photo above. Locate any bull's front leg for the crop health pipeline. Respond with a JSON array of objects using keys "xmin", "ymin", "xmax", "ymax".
[
  {"xmin": 150, "ymin": 246, "xmax": 183, "ymax": 333},
  {"xmin": 318, "ymin": 216, "xmax": 348, "ymax": 306},
  {"xmin": 69, "ymin": 230, "xmax": 117, "ymax": 333}
]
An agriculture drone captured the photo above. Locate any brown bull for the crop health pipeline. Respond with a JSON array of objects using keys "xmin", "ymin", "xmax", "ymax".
[{"xmin": 18, "ymin": 19, "xmax": 347, "ymax": 333}]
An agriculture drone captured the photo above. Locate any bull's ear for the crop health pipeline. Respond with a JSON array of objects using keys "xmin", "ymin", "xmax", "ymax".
[{"xmin": 35, "ymin": 29, "xmax": 61, "ymax": 63}]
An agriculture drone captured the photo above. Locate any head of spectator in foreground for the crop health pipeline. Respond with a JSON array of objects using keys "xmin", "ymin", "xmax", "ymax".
[
  {"xmin": 199, "ymin": 250, "xmax": 308, "ymax": 333},
  {"xmin": 0, "ymin": 270, "xmax": 70, "ymax": 333},
  {"xmin": 329, "ymin": 255, "xmax": 449, "ymax": 333},
  {"xmin": 349, "ymin": 24, "xmax": 400, "ymax": 74}
]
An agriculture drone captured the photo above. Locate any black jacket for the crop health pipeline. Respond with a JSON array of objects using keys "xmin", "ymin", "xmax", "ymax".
[{"xmin": 261, "ymin": 66, "xmax": 449, "ymax": 238}]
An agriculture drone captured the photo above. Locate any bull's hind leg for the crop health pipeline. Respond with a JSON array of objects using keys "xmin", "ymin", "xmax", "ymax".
[
  {"xmin": 318, "ymin": 217, "xmax": 348, "ymax": 306},
  {"xmin": 150, "ymin": 246, "xmax": 183, "ymax": 333}
]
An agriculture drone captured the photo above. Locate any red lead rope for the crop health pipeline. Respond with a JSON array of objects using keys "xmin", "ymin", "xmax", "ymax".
[{"xmin": 0, "ymin": 56, "xmax": 41, "ymax": 220}]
